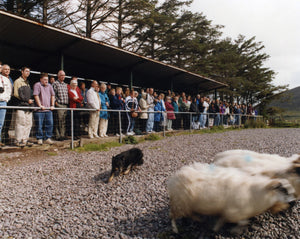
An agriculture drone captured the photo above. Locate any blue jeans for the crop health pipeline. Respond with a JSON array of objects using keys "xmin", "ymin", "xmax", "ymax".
[
  {"xmin": 200, "ymin": 113, "xmax": 207, "ymax": 128},
  {"xmin": 0, "ymin": 101, "xmax": 7, "ymax": 142},
  {"xmin": 146, "ymin": 108, "xmax": 154, "ymax": 132},
  {"xmin": 214, "ymin": 114, "xmax": 220, "ymax": 126},
  {"xmin": 34, "ymin": 111, "xmax": 53, "ymax": 140},
  {"xmin": 126, "ymin": 112, "xmax": 135, "ymax": 133}
]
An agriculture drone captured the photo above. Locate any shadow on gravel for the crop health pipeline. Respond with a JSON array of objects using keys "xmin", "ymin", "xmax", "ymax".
[
  {"xmin": 115, "ymin": 206, "xmax": 171, "ymax": 238},
  {"xmin": 114, "ymin": 208, "xmax": 241, "ymax": 239},
  {"xmin": 93, "ymin": 170, "xmax": 111, "ymax": 183}
]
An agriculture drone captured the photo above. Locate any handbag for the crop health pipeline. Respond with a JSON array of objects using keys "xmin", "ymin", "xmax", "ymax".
[
  {"xmin": 130, "ymin": 100, "xmax": 138, "ymax": 118},
  {"xmin": 130, "ymin": 109, "xmax": 138, "ymax": 118}
]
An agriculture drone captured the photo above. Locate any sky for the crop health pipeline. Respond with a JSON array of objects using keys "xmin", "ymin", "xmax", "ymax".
[{"xmin": 190, "ymin": 0, "xmax": 300, "ymax": 89}]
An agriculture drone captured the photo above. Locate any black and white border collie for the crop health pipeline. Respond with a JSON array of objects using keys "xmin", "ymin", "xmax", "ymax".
[{"xmin": 108, "ymin": 148, "xmax": 143, "ymax": 183}]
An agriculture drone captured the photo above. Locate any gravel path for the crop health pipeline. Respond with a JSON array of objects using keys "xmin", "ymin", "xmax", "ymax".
[{"xmin": 0, "ymin": 128, "xmax": 299, "ymax": 239}]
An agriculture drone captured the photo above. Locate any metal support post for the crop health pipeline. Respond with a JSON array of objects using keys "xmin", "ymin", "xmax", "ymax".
[
  {"xmin": 190, "ymin": 112, "xmax": 192, "ymax": 132},
  {"xmin": 71, "ymin": 109, "xmax": 74, "ymax": 149},
  {"xmin": 119, "ymin": 111, "xmax": 122, "ymax": 143},
  {"xmin": 60, "ymin": 53, "xmax": 64, "ymax": 70}
]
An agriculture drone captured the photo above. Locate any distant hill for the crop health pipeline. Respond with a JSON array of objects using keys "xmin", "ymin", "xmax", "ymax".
[{"xmin": 268, "ymin": 86, "xmax": 300, "ymax": 111}]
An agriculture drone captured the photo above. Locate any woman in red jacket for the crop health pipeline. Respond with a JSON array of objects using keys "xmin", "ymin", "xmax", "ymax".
[
  {"xmin": 165, "ymin": 96, "xmax": 175, "ymax": 131},
  {"xmin": 68, "ymin": 78, "xmax": 83, "ymax": 139}
]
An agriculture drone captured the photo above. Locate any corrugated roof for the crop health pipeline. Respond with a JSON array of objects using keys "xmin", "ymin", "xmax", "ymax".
[{"xmin": 0, "ymin": 10, "xmax": 227, "ymax": 93}]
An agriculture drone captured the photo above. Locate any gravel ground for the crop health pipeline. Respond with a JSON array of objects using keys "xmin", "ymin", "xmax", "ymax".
[{"xmin": 0, "ymin": 128, "xmax": 299, "ymax": 239}]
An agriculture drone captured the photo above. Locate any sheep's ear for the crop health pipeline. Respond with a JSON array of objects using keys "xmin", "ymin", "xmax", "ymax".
[
  {"xmin": 292, "ymin": 156, "xmax": 300, "ymax": 164},
  {"xmin": 286, "ymin": 164, "xmax": 300, "ymax": 175},
  {"xmin": 266, "ymin": 181, "xmax": 282, "ymax": 191},
  {"xmin": 293, "ymin": 164, "xmax": 300, "ymax": 175}
]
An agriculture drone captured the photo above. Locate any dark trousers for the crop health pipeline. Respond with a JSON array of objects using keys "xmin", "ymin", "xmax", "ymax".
[{"xmin": 108, "ymin": 112, "xmax": 119, "ymax": 135}]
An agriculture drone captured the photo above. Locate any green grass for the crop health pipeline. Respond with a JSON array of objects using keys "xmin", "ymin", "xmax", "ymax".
[
  {"xmin": 75, "ymin": 141, "xmax": 122, "ymax": 152},
  {"xmin": 47, "ymin": 152, "xmax": 58, "ymax": 156},
  {"xmin": 122, "ymin": 135, "xmax": 138, "ymax": 144},
  {"xmin": 144, "ymin": 133, "xmax": 161, "ymax": 141},
  {"xmin": 72, "ymin": 125, "xmax": 264, "ymax": 152},
  {"xmin": 270, "ymin": 121, "xmax": 300, "ymax": 128},
  {"xmin": 244, "ymin": 119, "xmax": 267, "ymax": 129}
]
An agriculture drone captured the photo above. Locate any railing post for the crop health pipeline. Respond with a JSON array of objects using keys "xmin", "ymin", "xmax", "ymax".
[
  {"xmin": 221, "ymin": 114, "xmax": 223, "ymax": 126},
  {"xmin": 163, "ymin": 112, "xmax": 166, "ymax": 137},
  {"xmin": 119, "ymin": 111, "xmax": 122, "ymax": 144},
  {"xmin": 190, "ymin": 112, "xmax": 192, "ymax": 132},
  {"xmin": 71, "ymin": 109, "xmax": 74, "ymax": 149}
]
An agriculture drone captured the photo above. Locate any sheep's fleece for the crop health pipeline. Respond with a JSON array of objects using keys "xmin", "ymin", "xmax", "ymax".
[{"xmin": 167, "ymin": 162, "xmax": 296, "ymax": 233}]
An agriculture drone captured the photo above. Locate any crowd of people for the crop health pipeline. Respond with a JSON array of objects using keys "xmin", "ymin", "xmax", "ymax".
[{"xmin": 0, "ymin": 63, "xmax": 258, "ymax": 147}]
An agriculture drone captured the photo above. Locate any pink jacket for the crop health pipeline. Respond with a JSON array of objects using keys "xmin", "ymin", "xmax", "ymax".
[{"xmin": 165, "ymin": 101, "xmax": 175, "ymax": 119}]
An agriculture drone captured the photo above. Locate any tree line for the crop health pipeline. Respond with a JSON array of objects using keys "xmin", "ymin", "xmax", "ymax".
[{"xmin": 0, "ymin": 0, "xmax": 287, "ymax": 113}]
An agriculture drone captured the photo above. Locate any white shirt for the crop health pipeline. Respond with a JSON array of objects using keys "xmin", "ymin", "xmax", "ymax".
[
  {"xmin": 86, "ymin": 87, "xmax": 101, "ymax": 110},
  {"xmin": 0, "ymin": 75, "xmax": 12, "ymax": 102},
  {"xmin": 203, "ymin": 101, "xmax": 209, "ymax": 113}
]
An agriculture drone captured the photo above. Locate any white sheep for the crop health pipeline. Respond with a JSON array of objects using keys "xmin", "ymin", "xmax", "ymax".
[
  {"xmin": 167, "ymin": 163, "xmax": 295, "ymax": 233},
  {"xmin": 214, "ymin": 150, "xmax": 300, "ymax": 198}
]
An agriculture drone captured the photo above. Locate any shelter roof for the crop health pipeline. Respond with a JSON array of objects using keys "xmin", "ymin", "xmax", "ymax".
[{"xmin": 0, "ymin": 10, "xmax": 227, "ymax": 93}]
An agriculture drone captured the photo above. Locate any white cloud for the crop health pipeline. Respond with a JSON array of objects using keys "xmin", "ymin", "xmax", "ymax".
[{"xmin": 191, "ymin": 0, "xmax": 300, "ymax": 89}]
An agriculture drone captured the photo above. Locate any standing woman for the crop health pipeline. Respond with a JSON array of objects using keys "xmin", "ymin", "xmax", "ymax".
[
  {"xmin": 125, "ymin": 89, "xmax": 139, "ymax": 135},
  {"xmin": 99, "ymin": 83, "xmax": 110, "ymax": 137},
  {"xmin": 138, "ymin": 92, "xmax": 149, "ymax": 133},
  {"xmin": 165, "ymin": 96, "xmax": 175, "ymax": 131},
  {"xmin": 68, "ymin": 78, "xmax": 83, "ymax": 140}
]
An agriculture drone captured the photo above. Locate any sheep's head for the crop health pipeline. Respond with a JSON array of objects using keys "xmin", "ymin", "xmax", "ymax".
[
  {"xmin": 291, "ymin": 154, "xmax": 300, "ymax": 164},
  {"xmin": 266, "ymin": 179, "xmax": 296, "ymax": 214}
]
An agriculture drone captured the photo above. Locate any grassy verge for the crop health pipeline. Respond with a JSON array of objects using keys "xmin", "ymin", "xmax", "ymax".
[
  {"xmin": 74, "ymin": 141, "xmax": 122, "ymax": 152},
  {"xmin": 73, "ymin": 123, "xmax": 291, "ymax": 152}
]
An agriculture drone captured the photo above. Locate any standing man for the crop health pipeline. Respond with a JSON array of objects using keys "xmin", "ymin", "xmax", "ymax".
[
  {"xmin": 0, "ymin": 69, "xmax": 12, "ymax": 147},
  {"xmin": 146, "ymin": 88, "xmax": 155, "ymax": 133},
  {"xmin": 1, "ymin": 64, "xmax": 14, "ymax": 145},
  {"xmin": 33, "ymin": 73, "xmax": 55, "ymax": 145},
  {"xmin": 14, "ymin": 67, "xmax": 34, "ymax": 147},
  {"xmin": 52, "ymin": 70, "xmax": 69, "ymax": 141},
  {"xmin": 86, "ymin": 80, "xmax": 101, "ymax": 138}
]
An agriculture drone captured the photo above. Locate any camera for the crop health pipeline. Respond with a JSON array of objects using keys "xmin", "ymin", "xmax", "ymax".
[{"xmin": 0, "ymin": 87, "xmax": 4, "ymax": 93}]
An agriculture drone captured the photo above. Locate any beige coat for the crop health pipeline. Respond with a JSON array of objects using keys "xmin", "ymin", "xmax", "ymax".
[{"xmin": 139, "ymin": 96, "xmax": 149, "ymax": 119}]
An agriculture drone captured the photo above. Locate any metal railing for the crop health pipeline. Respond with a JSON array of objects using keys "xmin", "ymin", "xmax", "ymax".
[{"xmin": 0, "ymin": 106, "xmax": 263, "ymax": 149}]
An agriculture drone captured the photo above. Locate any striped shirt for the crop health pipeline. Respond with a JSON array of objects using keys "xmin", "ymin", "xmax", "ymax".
[
  {"xmin": 52, "ymin": 80, "xmax": 69, "ymax": 105},
  {"xmin": 125, "ymin": 96, "xmax": 138, "ymax": 111}
]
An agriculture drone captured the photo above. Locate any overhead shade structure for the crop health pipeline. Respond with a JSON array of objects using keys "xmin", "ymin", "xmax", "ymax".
[{"xmin": 0, "ymin": 10, "xmax": 227, "ymax": 93}]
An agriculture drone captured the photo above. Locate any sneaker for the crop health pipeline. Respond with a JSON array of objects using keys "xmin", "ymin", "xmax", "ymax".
[
  {"xmin": 104, "ymin": 134, "xmax": 108, "ymax": 137},
  {"xmin": 45, "ymin": 138, "xmax": 53, "ymax": 145},
  {"xmin": 131, "ymin": 132, "xmax": 135, "ymax": 135},
  {"xmin": 115, "ymin": 133, "xmax": 120, "ymax": 137},
  {"xmin": 37, "ymin": 139, "xmax": 43, "ymax": 145},
  {"xmin": 16, "ymin": 142, "xmax": 26, "ymax": 147},
  {"xmin": 88, "ymin": 135, "xmax": 94, "ymax": 139},
  {"xmin": 26, "ymin": 141, "xmax": 34, "ymax": 147},
  {"xmin": 94, "ymin": 134, "xmax": 100, "ymax": 138},
  {"xmin": 126, "ymin": 132, "xmax": 132, "ymax": 136}
]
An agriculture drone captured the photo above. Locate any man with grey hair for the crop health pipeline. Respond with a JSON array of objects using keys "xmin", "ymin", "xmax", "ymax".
[
  {"xmin": 0, "ymin": 65, "xmax": 12, "ymax": 147},
  {"xmin": 1, "ymin": 64, "xmax": 14, "ymax": 145},
  {"xmin": 52, "ymin": 70, "xmax": 69, "ymax": 141}
]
